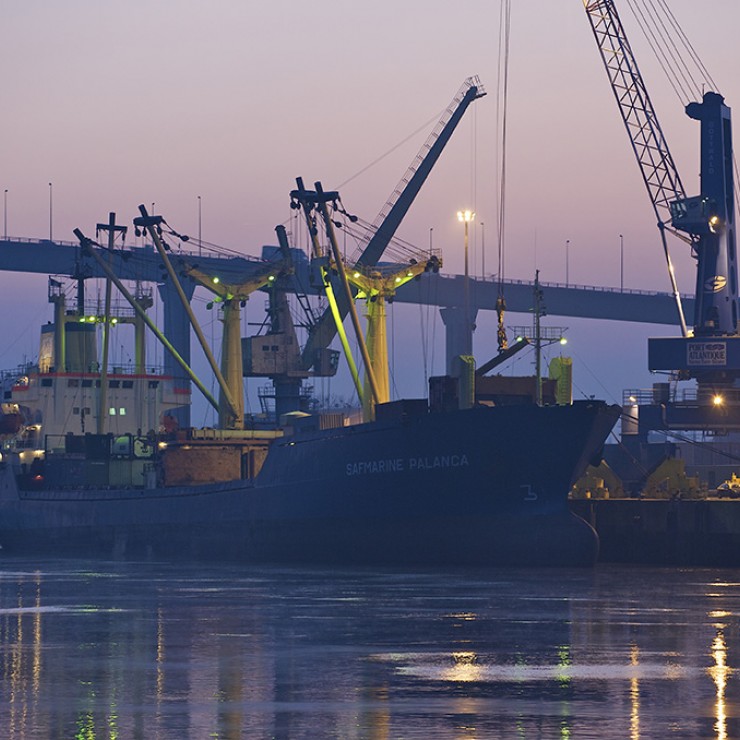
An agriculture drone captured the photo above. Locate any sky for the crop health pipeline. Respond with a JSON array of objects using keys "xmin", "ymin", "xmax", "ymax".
[{"xmin": 3, "ymin": 0, "xmax": 740, "ymax": 422}]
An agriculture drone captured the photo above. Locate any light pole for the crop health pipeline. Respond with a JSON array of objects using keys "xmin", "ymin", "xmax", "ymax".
[
  {"xmin": 198, "ymin": 195, "xmax": 202, "ymax": 257},
  {"xmin": 48, "ymin": 182, "xmax": 53, "ymax": 241},
  {"xmin": 480, "ymin": 221, "xmax": 485, "ymax": 279},
  {"xmin": 3, "ymin": 189, "xmax": 7, "ymax": 240},
  {"xmin": 565, "ymin": 239, "xmax": 570, "ymax": 286},
  {"xmin": 457, "ymin": 209, "xmax": 475, "ymax": 339},
  {"xmin": 620, "ymin": 233, "xmax": 624, "ymax": 291}
]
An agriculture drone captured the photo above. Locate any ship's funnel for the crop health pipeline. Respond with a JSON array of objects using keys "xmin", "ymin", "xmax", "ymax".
[{"xmin": 64, "ymin": 322, "xmax": 98, "ymax": 373}]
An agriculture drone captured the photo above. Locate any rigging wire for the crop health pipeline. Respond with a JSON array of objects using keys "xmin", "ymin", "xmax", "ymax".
[
  {"xmin": 625, "ymin": 0, "xmax": 698, "ymax": 105},
  {"xmin": 335, "ymin": 112, "xmax": 442, "ymax": 191},
  {"xmin": 420, "ymin": 228, "xmax": 433, "ymax": 392},
  {"xmin": 495, "ymin": 0, "xmax": 512, "ymax": 353},
  {"xmin": 624, "ymin": 0, "xmax": 740, "ymax": 270},
  {"xmin": 495, "ymin": 0, "xmax": 507, "ymax": 292},
  {"xmin": 655, "ymin": 0, "xmax": 718, "ymax": 92}
]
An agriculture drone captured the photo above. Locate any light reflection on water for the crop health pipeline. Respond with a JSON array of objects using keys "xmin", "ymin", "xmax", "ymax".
[
  {"xmin": 0, "ymin": 561, "xmax": 739, "ymax": 739},
  {"xmin": 379, "ymin": 652, "xmax": 692, "ymax": 683}
]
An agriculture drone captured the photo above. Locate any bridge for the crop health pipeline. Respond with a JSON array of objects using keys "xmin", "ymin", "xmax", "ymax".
[{"xmin": 0, "ymin": 236, "xmax": 688, "ymax": 422}]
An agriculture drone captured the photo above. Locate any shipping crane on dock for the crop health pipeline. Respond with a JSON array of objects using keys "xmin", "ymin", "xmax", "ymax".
[{"xmin": 585, "ymin": 0, "xmax": 740, "ymax": 438}]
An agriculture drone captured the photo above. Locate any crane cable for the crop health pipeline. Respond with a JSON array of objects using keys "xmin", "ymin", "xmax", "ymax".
[
  {"xmin": 625, "ymin": 0, "xmax": 740, "ymax": 249},
  {"xmin": 495, "ymin": 0, "xmax": 512, "ymax": 353},
  {"xmin": 625, "ymin": 0, "xmax": 703, "ymax": 105}
]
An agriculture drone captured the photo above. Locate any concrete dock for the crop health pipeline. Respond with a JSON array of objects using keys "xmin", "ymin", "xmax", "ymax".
[{"xmin": 570, "ymin": 498, "xmax": 740, "ymax": 566}]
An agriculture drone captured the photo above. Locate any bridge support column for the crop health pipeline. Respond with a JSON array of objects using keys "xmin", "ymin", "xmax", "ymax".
[{"xmin": 440, "ymin": 305, "xmax": 477, "ymax": 376}]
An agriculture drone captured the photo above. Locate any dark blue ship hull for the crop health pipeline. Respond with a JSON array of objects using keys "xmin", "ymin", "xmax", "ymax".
[{"xmin": 0, "ymin": 400, "xmax": 620, "ymax": 566}]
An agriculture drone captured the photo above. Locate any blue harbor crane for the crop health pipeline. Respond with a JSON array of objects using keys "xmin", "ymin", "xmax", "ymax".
[{"xmin": 585, "ymin": 0, "xmax": 740, "ymax": 437}]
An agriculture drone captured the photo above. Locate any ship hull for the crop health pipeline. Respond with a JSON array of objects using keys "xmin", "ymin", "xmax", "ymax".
[{"xmin": 0, "ymin": 401, "xmax": 620, "ymax": 566}]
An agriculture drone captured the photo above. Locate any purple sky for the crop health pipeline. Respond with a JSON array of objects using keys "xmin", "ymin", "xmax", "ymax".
[{"xmin": 4, "ymin": 1, "xmax": 740, "ymax": 421}]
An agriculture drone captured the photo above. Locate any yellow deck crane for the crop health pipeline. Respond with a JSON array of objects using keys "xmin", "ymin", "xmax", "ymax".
[
  {"xmin": 347, "ymin": 257, "xmax": 441, "ymax": 419},
  {"xmin": 179, "ymin": 262, "xmax": 286, "ymax": 429}
]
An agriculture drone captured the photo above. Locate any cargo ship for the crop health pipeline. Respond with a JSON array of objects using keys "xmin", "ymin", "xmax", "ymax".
[
  {"xmin": 0, "ymin": 362, "xmax": 618, "ymax": 565},
  {"xmin": 0, "ymin": 297, "xmax": 619, "ymax": 566},
  {"xmin": 0, "ymin": 193, "xmax": 619, "ymax": 566}
]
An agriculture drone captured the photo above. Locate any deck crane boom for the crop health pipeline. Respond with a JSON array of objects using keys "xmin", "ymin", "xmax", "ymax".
[
  {"xmin": 583, "ymin": 0, "xmax": 690, "ymax": 336},
  {"xmin": 299, "ymin": 77, "xmax": 486, "ymax": 372}
]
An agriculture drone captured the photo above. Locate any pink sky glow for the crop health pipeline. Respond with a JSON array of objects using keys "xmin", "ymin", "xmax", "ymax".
[{"xmin": 3, "ymin": 0, "xmax": 740, "ymax": 419}]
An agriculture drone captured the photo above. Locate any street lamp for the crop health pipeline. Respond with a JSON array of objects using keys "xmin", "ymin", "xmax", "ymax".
[
  {"xmin": 457, "ymin": 209, "xmax": 475, "ymax": 342},
  {"xmin": 480, "ymin": 221, "xmax": 485, "ymax": 278},
  {"xmin": 48, "ymin": 182, "xmax": 53, "ymax": 241},
  {"xmin": 457, "ymin": 209, "xmax": 474, "ymax": 275},
  {"xmin": 620, "ymin": 233, "xmax": 624, "ymax": 291},
  {"xmin": 565, "ymin": 239, "xmax": 570, "ymax": 286},
  {"xmin": 3, "ymin": 189, "xmax": 7, "ymax": 240},
  {"xmin": 198, "ymin": 195, "xmax": 202, "ymax": 257}
]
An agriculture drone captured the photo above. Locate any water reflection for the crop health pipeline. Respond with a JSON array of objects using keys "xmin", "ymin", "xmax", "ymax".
[
  {"xmin": 708, "ymin": 629, "xmax": 732, "ymax": 740},
  {"xmin": 444, "ymin": 651, "xmax": 483, "ymax": 682},
  {"xmin": 630, "ymin": 643, "xmax": 640, "ymax": 740},
  {"xmin": 0, "ymin": 563, "xmax": 739, "ymax": 738}
]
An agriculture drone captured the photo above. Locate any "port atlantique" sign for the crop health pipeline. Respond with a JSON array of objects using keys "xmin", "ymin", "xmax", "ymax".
[{"xmin": 687, "ymin": 341, "xmax": 727, "ymax": 366}]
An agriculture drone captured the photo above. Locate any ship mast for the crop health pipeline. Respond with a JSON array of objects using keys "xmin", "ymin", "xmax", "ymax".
[{"xmin": 95, "ymin": 212, "xmax": 127, "ymax": 434}]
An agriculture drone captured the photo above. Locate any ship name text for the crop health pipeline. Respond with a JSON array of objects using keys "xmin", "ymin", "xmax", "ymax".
[{"xmin": 346, "ymin": 454, "xmax": 469, "ymax": 476}]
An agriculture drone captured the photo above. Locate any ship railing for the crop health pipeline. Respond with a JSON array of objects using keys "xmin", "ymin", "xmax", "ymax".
[
  {"xmin": 37, "ymin": 362, "xmax": 170, "ymax": 377},
  {"xmin": 68, "ymin": 304, "xmax": 148, "ymax": 322},
  {"xmin": 0, "ymin": 363, "xmax": 38, "ymax": 383},
  {"xmin": 29, "ymin": 362, "xmax": 165, "ymax": 378},
  {"xmin": 3, "ymin": 363, "xmax": 170, "ymax": 378},
  {"xmin": 623, "ymin": 387, "xmax": 735, "ymax": 405},
  {"xmin": 257, "ymin": 383, "xmax": 316, "ymax": 417}
]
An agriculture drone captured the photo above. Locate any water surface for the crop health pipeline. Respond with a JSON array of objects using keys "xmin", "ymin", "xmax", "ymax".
[{"xmin": 1, "ymin": 560, "xmax": 738, "ymax": 738}]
